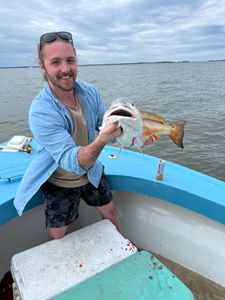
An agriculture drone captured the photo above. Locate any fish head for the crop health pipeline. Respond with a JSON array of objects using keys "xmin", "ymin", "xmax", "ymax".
[
  {"xmin": 101, "ymin": 98, "xmax": 144, "ymax": 148},
  {"xmin": 105, "ymin": 98, "xmax": 140, "ymax": 121}
]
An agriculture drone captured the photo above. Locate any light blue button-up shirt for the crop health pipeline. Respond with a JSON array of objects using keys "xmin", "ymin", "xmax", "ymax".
[{"xmin": 14, "ymin": 80, "xmax": 106, "ymax": 215}]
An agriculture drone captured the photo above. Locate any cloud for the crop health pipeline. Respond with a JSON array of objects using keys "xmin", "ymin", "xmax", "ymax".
[{"xmin": 0, "ymin": 0, "xmax": 225, "ymax": 66}]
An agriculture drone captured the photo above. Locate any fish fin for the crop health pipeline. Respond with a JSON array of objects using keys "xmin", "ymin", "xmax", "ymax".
[
  {"xmin": 153, "ymin": 134, "xmax": 160, "ymax": 140},
  {"xmin": 142, "ymin": 128, "xmax": 160, "ymax": 140},
  {"xmin": 140, "ymin": 111, "xmax": 166, "ymax": 124},
  {"xmin": 168, "ymin": 121, "xmax": 186, "ymax": 148},
  {"xmin": 142, "ymin": 127, "xmax": 153, "ymax": 137},
  {"xmin": 118, "ymin": 146, "xmax": 123, "ymax": 157},
  {"xmin": 113, "ymin": 146, "xmax": 123, "ymax": 158}
]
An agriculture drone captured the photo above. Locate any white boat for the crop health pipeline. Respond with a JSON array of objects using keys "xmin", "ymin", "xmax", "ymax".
[{"xmin": 1, "ymin": 137, "xmax": 225, "ymax": 299}]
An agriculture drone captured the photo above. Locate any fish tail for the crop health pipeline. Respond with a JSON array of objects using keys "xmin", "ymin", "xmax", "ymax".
[{"xmin": 168, "ymin": 121, "xmax": 186, "ymax": 148}]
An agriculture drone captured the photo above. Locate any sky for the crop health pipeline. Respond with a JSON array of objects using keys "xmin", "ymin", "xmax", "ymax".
[{"xmin": 1, "ymin": 0, "xmax": 225, "ymax": 67}]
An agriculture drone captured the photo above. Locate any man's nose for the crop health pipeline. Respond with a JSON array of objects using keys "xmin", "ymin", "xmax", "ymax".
[{"xmin": 61, "ymin": 61, "xmax": 70, "ymax": 73}]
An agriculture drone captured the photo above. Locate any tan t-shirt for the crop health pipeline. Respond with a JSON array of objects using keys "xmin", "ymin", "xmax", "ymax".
[{"xmin": 48, "ymin": 101, "xmax": 89, "ymax": 188}]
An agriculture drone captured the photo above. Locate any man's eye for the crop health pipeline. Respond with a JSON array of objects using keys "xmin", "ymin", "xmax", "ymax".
[{"xmin": 68, "ymin": 58, "xmax": 75, "ymax": 63}]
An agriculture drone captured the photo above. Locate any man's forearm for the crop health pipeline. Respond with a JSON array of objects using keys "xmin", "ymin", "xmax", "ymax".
[
  {"xmin": 77, "ymin": 123, "xmax": 121, "ymax": 170},
  {"xmin": 77, "ymin": 136, "xmax": 105, "ymax": 170}
]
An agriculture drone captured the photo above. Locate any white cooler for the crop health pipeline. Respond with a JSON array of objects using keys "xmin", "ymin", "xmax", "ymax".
[{"xmin": 11, "ymin": 220, "xmax": 137, "ymax": 300}]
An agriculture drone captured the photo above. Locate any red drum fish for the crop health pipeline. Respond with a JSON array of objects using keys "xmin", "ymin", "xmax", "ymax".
[{"xmin": 100, "ymin": 98, "xmax": 186, "ymax": 149}]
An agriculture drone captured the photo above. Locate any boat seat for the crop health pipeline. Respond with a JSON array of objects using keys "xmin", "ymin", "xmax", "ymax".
[
  {"xmin": 53, "ymin": 250, "xmax": 194, "ymax": 300},
  {"xmin": 0, "ymin": 164, "xmax": 28, "ymax": 183},
  {"xmin": 0, "ymin": 152, "xmax": 31, "ymax": 183}
]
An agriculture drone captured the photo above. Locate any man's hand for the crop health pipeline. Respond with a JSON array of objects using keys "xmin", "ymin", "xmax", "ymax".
[
  {"xmin": 97, "ymin": 122, "xmax": 122, "ymax": 144},
  {"xmin": 143, "ymin": 134, "xmax": 158, "ymax": 146}
]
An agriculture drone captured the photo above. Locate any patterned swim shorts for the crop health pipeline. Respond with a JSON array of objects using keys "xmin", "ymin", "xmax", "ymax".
[{"xmin": 40, "ymin": 173, "xmax": 112, "ymax": 228}]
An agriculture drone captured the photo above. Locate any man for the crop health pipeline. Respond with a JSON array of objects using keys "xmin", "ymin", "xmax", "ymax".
[{"xmin": 14, "ymin": 31, "xmax": 121, "ymax": 239}]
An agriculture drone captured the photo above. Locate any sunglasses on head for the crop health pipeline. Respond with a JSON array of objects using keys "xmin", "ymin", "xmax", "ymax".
[{"xmin": 39, "ymin": 31, "xmax": 74, "ymax": 49}]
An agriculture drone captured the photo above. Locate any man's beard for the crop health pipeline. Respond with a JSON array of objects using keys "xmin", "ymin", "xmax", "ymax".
[{"xmin": 45, "ymin": 71, "xmax": 75, "ymax": 92}]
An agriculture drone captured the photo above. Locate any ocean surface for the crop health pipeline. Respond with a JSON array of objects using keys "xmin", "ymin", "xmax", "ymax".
[{"xmin": 0, "ymin": 61, "xmax": 225, "ymax": 182}]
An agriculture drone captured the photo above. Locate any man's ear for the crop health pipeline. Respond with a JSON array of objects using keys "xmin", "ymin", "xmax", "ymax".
[
  {"xmin": 39, "ymin": 60, "xmax": 46, "ymax": 77},
  {"xmin": 39, "ymin": 59, "xmax": 44, "ymax": 69}
]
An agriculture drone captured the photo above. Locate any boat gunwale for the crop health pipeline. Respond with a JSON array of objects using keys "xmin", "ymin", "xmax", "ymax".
[{"xmin": 0, "ymin": 144, "xmax": 225, "ymax": 226}]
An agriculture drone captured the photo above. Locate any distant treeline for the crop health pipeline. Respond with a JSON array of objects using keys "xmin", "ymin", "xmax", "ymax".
[{"xmin": 1, "ymin": 59, "xmax": 225, "ymax": 69}]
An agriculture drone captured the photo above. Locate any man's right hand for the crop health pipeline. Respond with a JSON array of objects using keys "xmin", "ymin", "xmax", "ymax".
[{"xmin": 97, "ymin": 122, "xmax": 122, "ymax": 144}]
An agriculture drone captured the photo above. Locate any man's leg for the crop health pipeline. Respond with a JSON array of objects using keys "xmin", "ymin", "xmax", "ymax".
[
  {"xmin": 41, "ymin": 182, "xmax": 81, "ymax": 240},
  {"xmin": 96, "ymin": 201, "xmax": 121, "ymax": 231},
  {"xmin": 48, "ymin": 226, "xmax": 68, "ymax": 240},
  {"xmin": 81, "ymin": 172, "xmax": 121, "ymax": 232}
]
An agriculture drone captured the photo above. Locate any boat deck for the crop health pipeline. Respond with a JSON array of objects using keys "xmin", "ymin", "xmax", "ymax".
[{"xmin": 156, "ymin": 254, "xmax": 225, "ymax": 300}]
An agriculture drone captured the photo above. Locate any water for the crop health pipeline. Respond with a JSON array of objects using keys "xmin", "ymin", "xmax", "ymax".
[{"xmin": 0, "ymin": 61, "xmax": 225, "ymax": 181}]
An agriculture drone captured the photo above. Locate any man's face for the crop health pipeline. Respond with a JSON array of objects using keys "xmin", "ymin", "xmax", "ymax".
[{"xmin": 40, "ymin": 40, "xmax": 77, "ymax": 93}]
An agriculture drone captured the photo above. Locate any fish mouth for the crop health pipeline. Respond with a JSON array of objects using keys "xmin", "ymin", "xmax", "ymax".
[
  {"xmin": 107, "ymin": 105, "xmax": 136, "ymax": 119},
  {"xmin": 110, "ymin": 109, "xmax": 133, "ymax": 117}
]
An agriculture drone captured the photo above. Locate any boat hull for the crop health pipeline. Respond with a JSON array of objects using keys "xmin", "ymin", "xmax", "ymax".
[
  {"xmin": 1, "ymin": 191, "xmax": 225, "ymax": 289},
  {"xmin": 1, "ymin": 143, "xmax": 225, "ymax": 290},
  {"xmin": 113, "ymin": 191, "xmax": 225, "ymax": 287}
]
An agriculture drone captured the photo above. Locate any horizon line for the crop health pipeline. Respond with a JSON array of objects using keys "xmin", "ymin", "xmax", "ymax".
[{"xmin": 0, "ymin": 59, "xmax": 225, "ymax": 69}]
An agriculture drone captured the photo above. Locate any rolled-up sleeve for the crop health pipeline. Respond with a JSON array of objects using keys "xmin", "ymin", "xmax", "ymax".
[{"xmin": 29, "ymin": 101, "xmax": 87, "ymax": 175}]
